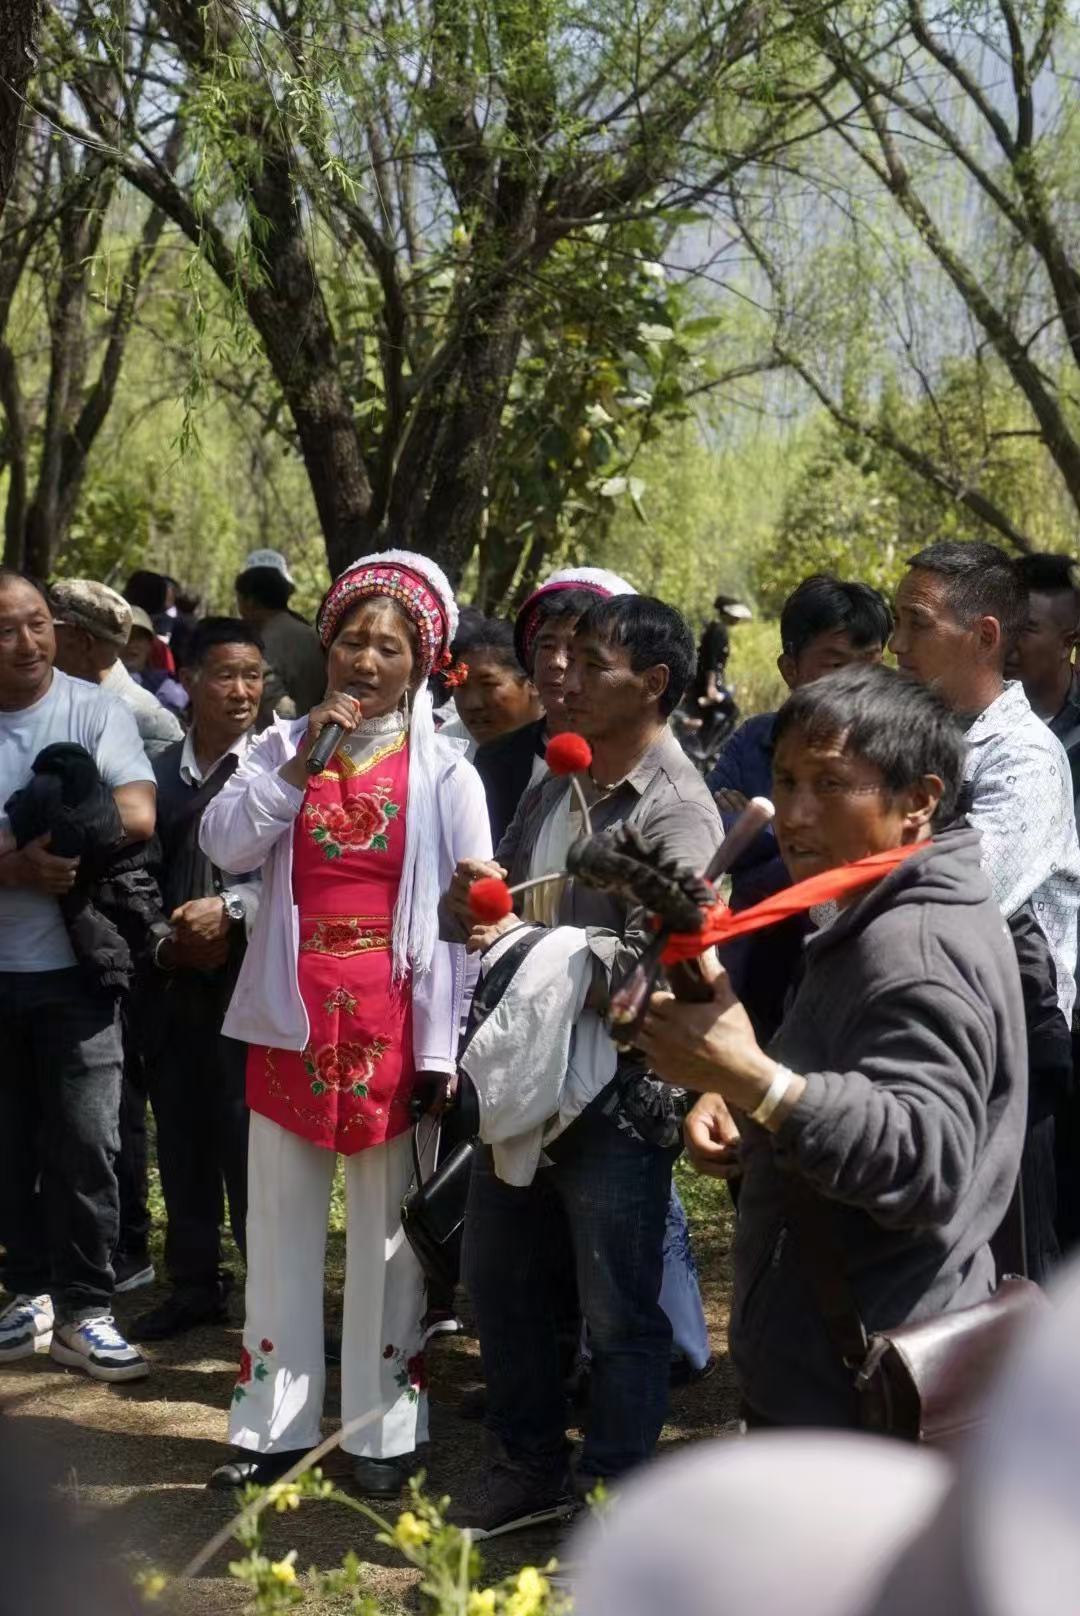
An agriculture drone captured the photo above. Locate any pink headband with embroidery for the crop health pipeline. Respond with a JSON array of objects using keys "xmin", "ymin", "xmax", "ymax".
[{"xmin": 317, "ymin": 561, "xmax": 451, "ymax": 676}]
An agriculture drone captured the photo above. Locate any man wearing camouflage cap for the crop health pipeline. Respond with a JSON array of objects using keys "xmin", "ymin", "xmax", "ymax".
[{"xmin": 51, "ymin": 580, "xmax": 183, "ymax": 760}]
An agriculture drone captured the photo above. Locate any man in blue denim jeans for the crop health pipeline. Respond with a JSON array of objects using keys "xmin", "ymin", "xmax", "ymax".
[
  {"xmin": 0, "ymin": 570, "xmax": 156, "ymax": 1381},
  {"xmin": 444, "ymin": 596, "xmax": 722, "ymax": 1537}
]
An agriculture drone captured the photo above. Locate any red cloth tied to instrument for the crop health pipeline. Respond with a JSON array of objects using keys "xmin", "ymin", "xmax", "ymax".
[{"xmin": 660, "ymin": 842, "xmax": 923, "ymax": 966}]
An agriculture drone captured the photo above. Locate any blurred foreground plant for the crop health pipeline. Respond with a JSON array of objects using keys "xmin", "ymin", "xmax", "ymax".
[{"xmin": 138, "ymin": 1469, "xmax": 570, "ymax": 1616}]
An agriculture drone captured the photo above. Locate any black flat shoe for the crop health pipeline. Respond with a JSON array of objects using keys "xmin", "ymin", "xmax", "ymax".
[
  {"xmin": 208, "ymin": 1448, "xmax": 310, "ymax": 1490},
  {"xmin": 351, "ymin": 1455, "xmax": 413, "ymax": 1497},
  {"xmin": 129, "ymin": 1285, "xmax": 228, "ymax": 1342},
  {"xmin": 669, "ymin": 1352, "xmax": 717, "ymax": 1389}
]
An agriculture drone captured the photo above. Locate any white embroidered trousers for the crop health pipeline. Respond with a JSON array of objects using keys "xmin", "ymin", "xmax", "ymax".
[{"xmin": 228, "ymin": 1113, "xmax": 427, "ymax": 1458}]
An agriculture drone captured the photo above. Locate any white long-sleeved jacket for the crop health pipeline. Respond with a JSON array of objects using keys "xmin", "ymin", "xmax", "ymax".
[{"xmin": 199, "ymin": 714, "xmax": 491, "ymax": 1070}]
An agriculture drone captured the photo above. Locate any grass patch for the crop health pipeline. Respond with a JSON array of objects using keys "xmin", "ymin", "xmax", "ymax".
[{"xmin": 674, "ymin": 1154, "xmax": 734, "ymax": 1242}]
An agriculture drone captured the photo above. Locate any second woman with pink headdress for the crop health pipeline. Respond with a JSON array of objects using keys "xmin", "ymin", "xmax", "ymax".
[{"xmin": 200, "ymin": 549, "xmax": 491, "ymax": 1494}]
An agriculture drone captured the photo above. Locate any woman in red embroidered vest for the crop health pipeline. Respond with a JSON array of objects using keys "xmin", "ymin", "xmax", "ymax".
[{"xmin": 200, "ymin": 550, "xmax": 491, "ymax": 1493}]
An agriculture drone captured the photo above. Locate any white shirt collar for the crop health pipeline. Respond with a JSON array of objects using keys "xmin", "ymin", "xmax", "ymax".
[
  {"xmin": 966, "ymin": 680, "xmax": 1031, "ymax": 746},
  {"xmin": 179, "ymin": 727, "xmax": 253, "ymax": 786}
]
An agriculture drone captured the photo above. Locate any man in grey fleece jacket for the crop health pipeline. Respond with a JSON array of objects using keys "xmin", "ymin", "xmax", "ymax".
[{"xmin": 640, "ymin": 664, "xmax": 1027, "ymax": 1427}]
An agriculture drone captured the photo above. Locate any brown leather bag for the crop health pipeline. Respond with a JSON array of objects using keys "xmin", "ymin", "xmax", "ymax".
[
  {"xmin": 790, "ymin": 1183, "xmax": 1045, "ymax": 1446},
  {"xmin": 851, "ymin": 1276, "xmax": 1043, "ymax": 1444}
]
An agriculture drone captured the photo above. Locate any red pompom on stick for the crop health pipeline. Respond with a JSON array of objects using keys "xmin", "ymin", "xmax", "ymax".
[
  {"xmin": 546, "ymin": 732, "xmax": 592, "ymax": 776},
  {"xmin": 469, "ymin": 877, "xmax": 514, "ymax": 924},
  {"xmin": 545, "ymin": 731, "xmax": 594, "ymax": 835}
]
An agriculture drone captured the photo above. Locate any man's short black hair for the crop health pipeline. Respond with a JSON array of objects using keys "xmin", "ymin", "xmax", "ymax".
[
  {"xmin": 451, "ymin": 615, "xmax": 527, "ymax": 677},
  {"xmin": 0, "ymin": 567, "xmax": 47, "ymax": 602},
  {"xmin": 188, "ymin": 616, "xmax": 264, "ymax": 666},
  {"xmin": 906, "ymin": 540, "xmax": 1027, "ymax": 646},
  {"xmin": 1014, "ymin": 552, "xmax": 1080, "ymax": 615},
  {"xmin": 772, "ymin": 662, "xmax": 966, "ymax": 827},
  {"xmin": 780, "ymin": 573, "xmax": 893, "ymax": 659},
  {"xmin": 235, "ymin": 566, "xmax": 295, "ymax": 612},
  {"xmin": 575, "ymin": 595, "xmax": 696, "ymax": 717}
]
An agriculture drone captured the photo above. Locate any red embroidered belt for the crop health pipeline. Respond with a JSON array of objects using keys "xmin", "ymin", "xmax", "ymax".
[{"xmin": 299, "ymin": 914, "xmax": 393, "ymax": 957}]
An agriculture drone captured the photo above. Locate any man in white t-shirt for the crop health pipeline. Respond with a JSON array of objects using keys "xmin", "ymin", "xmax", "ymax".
[{"xmin": 0, "ymin": 570, "xmax": 157, "ymax": 1381}]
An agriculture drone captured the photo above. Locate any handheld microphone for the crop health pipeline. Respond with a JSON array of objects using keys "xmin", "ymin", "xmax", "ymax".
[{"xmin": 305, "ymin": 721, "xmax": 346, "ymax": 776}]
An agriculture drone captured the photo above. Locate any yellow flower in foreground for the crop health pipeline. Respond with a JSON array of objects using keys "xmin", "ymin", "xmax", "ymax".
[
  {"xmin": 506, "ymin": 1564, "xmax": 551, "ymax": 1616},
  {"xmin": 392, "ymin": 1511, "xmax": 432, "ymax": 1549},
  {"xmin": 266, "ymin": 1481, "xmax": 302, "ymax": 1513},
  {"xmin": 136, "ymin": 1570, "xmax": 168, "ymax": 1603},
  {"xmin": 468, "ymin": 1590, "xmax": 498, "ymax": 1616},
  {"xmin": 270, "ymin": 1552, "xmax": 298, "ymax": 1586}
]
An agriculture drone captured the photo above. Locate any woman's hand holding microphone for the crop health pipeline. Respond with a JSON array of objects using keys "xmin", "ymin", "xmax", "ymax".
[{"xmin": 279, "ymin": 693, "xmax": 363, "ymax": 790}]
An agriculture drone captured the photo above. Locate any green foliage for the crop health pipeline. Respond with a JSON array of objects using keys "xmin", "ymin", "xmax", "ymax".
[
  {"xmin": 581, "ymin": 413, "xmax": 786, "ymax": 626},
  {"xmin": 476, "ymin": 221, "xmax": 704, "ymax": 604},
  {"xmin": 30, "ymin": 0, "xmax": 827, "ymax": 582},
  {"xmin": 57, "ymin": 466, "xmax": 173, "ymax": 586},
  {"xmin": 752, "ymin": 424, "xmax": 903, "ymax": 614},
  {"xmin": 754, "ymin": 362, "xmax": 1080, "ymax": 613},
  {"xmin": 727, "ymin": 619, "xmax": 786, "ymax": 717},
  {"xmin": 21, "ymin": 0, "xmax": 1080, "ymax": 609}
]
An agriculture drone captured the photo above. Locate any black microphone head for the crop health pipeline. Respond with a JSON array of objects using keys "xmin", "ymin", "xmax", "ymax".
[{"xmin": 305, "ymin": 721, "xmax": 345, "ymax": 775}]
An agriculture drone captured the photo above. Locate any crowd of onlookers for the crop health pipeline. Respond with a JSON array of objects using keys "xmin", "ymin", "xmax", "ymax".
[{"xmin": 1, "ymin": 538, "xmax": 1079, "ymax": 1546}]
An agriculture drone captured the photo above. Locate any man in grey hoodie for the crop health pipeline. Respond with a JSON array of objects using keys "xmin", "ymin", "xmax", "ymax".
[{"xmin": 639, "ymin": 664, "xmax": 1027, "ymax": 1427}]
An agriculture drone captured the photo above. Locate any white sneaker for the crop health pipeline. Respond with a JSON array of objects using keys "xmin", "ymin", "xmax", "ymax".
[
  {"xmin": 50, "ymin": 1315, "xmax": 149, "ymax": 1382},
  {"xmin": 0, "ymin": 1293, "xmax": 55, "ymax": 1359}
]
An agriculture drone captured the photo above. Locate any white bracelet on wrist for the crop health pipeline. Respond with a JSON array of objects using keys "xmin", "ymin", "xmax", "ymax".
[{"xmin": 748, "ymin": 1065, "xmax": 798, "ymax": 1127}]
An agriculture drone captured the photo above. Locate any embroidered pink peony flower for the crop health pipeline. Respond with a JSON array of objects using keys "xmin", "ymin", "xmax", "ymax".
[
  {"xmin": 315, "ymin": 1042, "xmax": 372, "ymax": 1087},
  {"xmin": 237, "ymin": 1347, "xmax": 253, "ymax": 1385},
  {"xmin": 310, "ymin": 802, "xmax": 352, "ymax": 839},
  {"xmin": 342, "ymin": 794, "xmax": 387, "ymax": 846}
]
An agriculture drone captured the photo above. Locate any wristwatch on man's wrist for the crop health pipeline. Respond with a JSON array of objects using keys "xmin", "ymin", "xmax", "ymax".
[{"xmin": 222, "ymin": 891, "xmax": 246, "ymax": 925}]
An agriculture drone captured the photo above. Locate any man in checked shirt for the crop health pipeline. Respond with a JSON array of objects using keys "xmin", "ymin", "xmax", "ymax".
[{"xmin": 892, "ymin": 539, "xmax": 1080, "ymax": 1278}]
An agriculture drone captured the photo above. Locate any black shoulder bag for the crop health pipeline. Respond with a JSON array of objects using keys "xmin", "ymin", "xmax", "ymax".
[{"xmin": 400, "ymin": 928, "xmax": 544, "ymax": 1292}]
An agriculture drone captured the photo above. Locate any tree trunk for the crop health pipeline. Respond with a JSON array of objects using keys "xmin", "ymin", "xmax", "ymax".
[
  {"xmin": 219, "ymin": 143, "xmax": 375, "ymax": 577},
  {"xmin": 389, "ymin": 286, "xmax": 528, "ymax": 583},
  {"xmin": 247, "ymin": 238, "xmax": 376, "ymax": 578},
  {"xmin": 0, "ymin": 0, "xmax": 41, "ymax": 220}
]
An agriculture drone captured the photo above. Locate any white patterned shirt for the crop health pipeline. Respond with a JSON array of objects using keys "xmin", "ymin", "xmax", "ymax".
[{"xmin": 965, "ymin": 681, "xmax": 1080, "ymax": 1018}]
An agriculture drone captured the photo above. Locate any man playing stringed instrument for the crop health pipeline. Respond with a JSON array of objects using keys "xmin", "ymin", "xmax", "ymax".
[{"xmin": 639, "ymin": 663, "xmax": 1028, "ymax": 1429}]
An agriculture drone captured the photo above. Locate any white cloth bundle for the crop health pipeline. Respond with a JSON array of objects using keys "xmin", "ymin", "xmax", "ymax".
[{"xmin": 460, "ymin": 925, "xmax": 618, "ymax": 1185}]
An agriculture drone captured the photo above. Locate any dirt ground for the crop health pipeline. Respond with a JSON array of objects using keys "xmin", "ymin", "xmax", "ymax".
[{"xmin": 0, "ymin": 1165, "xmax": 739, "ymax": 1612}]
